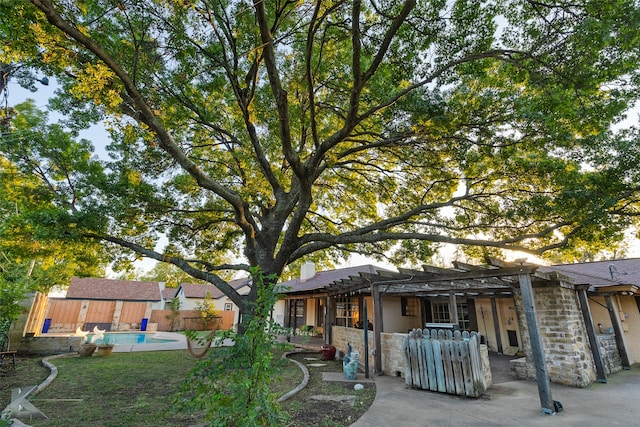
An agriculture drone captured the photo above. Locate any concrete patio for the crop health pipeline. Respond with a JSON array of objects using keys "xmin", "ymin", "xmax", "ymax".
[{"xmin": 351, "ymin": 364, "xmax": 640, "ymax": 426}]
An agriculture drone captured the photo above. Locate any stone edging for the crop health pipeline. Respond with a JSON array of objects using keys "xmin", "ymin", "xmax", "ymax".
[
  {"xmin": 1, "ymin": 353, "xmax": 73, "ymax": 424},
  {"xmin": 277, "ymin": 351, "xmax": 310, "ymax": 402}
]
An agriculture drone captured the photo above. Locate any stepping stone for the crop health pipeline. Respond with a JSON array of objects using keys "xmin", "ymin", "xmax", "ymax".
[
  {"xmin": 307, "ymin": 363, "xmax": 327, "ymax": 367},
  {"xmin": 310, "ymin": 394, "xmax": 357, "ymax": 406},
  {"xmin": 304, "ymin": 357, "xmax": 319, "ymax": 361}
]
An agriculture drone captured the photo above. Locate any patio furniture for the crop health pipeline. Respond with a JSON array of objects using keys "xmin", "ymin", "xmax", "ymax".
[{"xmin": 1, "ymin": 331, "xmax": 17, "ymax": 371}]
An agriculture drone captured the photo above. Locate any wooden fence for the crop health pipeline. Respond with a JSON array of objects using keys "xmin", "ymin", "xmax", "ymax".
[{"xmin": 403, "ymin": 329, "xmax": 486, "ymax": 397}]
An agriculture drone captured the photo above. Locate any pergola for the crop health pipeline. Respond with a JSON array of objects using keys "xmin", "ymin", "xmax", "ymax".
[{"xmin": 318, "ymin": 259, "xmax": 611, "ymax": 415}]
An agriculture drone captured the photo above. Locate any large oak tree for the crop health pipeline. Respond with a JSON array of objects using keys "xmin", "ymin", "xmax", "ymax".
[{"xmin": 2, "ymin": 0, "xmax": 640, "ymax": 321}]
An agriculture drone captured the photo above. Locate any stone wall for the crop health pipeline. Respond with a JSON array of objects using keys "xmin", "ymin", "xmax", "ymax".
[
  {"xmin": 598, "ymin": 334, "xmax": 622, "ymax": 375},
  {"xmin": 380, "ymin": 332, "xmax": 406, "ymax": 376},
  {"xmin": 12, "ymin": 335, "xmax": 84, "ymax": 356},
  {"xmin": 513, "ymin": 285, "xmax": 596, "ymax": 387},
  {"xmin": 332, "ymin": 326, "xmax": 375, "ymax": 369}
]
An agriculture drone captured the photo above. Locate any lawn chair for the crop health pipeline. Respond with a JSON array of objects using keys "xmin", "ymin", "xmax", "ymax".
[{"xmin": 1, "ymin": 331, "xmax": 17, "ymax": 371}]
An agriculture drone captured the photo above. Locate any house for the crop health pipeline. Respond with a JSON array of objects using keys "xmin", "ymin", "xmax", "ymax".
[
  {"xmin": 44, "ymin": 277, "xmax": 166, "ymax": 333},
  {"xmin": 275, "ymin": 258, "xmax": 640, "ymax": 390},
  {"xmin": 175, "ymin": 277, "xmax": 251, "ymax": 330},
  {"xmin": 273, "ymin": 262, "xmax": 389, "ymax": 335}
]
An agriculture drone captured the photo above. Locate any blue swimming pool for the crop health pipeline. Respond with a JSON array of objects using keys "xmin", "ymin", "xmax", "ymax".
[{"xmin": 86, "ymin": 332, "xmax": 180, "ymax": 345}]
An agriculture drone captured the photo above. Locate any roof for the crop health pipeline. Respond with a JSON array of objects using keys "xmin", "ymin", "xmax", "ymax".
[
  {"xmin": 178, "ymin": 277, "xmax": 251, "ymax": 299},
  {"xmin": 543, "ymin": 258, "xmax": 640, "ymax": 288},
  {"xmin": 287, "ymin": 258, "xmax": 640, "ymax": 297},
  {"xmin": 66, "ymin": 277, "xmax": 163, "ymax": 301},
  {"xmin": 162, "ymin": 287, "xmax": 179, "ymax": 300},
  {"xmin": 276, "ymin": 264, "xmax": 391, "ymax": 294}
]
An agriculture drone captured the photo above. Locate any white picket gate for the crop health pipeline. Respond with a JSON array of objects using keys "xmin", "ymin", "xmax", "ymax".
[{"xmin": 402, "ymin": 328, "xmax": 487, "ymax": 397}]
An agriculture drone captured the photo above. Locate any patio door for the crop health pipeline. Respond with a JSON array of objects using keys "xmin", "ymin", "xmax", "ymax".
[
  {"xmin": 286, "ymin": 299, "xmax": 306, "ymax": 332},
  {"xmin": 316, "ymin": 299, "xmax": 325, "ymax": 330}
]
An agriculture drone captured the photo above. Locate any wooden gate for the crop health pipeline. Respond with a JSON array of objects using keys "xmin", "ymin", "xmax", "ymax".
[{"xmin": 402, "ymin": 328, "xmax": 486, "ymax": 397}]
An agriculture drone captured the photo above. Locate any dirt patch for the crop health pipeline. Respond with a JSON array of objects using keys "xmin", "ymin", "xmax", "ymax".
[
  {"xmin": 283, "ymin": 350, "xmax": 376, "ymax": 427},
  {"xmin": 0, "ymin": 356, "xmax": 50, "ymax": 400}
]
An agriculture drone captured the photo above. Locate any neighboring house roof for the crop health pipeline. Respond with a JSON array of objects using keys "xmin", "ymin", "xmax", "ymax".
[
  {"xmin": 178, "ymin": 278, "xmax": 251, "ymax": 300},
  {"xmin": 162, "ymin": 287, "xmax": 179, "ymax": 300},
  {"xmin": 276, "ymin": 264, "xmax": 390, "ymax": 294},
  {"xmin": 66, "ymin": 277, "xmax": 163, "ymax": 301},
  {"xmin": 543, "ymin": 258, "xmax": 640, "ymax": 288}
]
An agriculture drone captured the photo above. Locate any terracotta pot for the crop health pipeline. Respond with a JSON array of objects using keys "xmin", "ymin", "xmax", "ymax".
[
  {"xmin": 97, "ymin": 345, "xmax": 114, "ymax": 356},
  {"xmin": 320, "ymin": 344, "xmax": 336, "ymax": 361},
  {"xmin": 79, "ymin": 343, "xmax": 97, "ymax": 357}
]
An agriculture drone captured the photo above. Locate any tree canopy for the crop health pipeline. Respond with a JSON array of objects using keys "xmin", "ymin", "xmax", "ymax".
[
  {"xmin": 2, "ymin": 0, "xmax": 640, "ymax": 313},
  {"xmin": 0, "ymin": 102, "xmax": 107, "ymax": 324}
]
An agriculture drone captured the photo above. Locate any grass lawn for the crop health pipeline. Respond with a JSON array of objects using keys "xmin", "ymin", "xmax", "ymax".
[{"xmin": 1, "ymin": 349, "xmax": 301, "ymax": 427}]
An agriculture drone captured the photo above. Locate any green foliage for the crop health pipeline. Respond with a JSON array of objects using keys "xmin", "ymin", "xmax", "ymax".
[
  {"xmin": 0, "ymin": 104, "xmax": 107, "ymax": 291},
  {"xmin": 194, "ymin": 291, "xmax": 219, "ymax": 325},
  {"xmin": 0, "ymin": 265, "xmax": 30, "ymax": 328},
  {"xmin": 138, "ymin": 261, "xmax": 209, "ymax": 288},
  {"xmin": 175, "ymin": 268, "xmax": 287, "ymax": 426},
  {"xmin": 166, "ymin": 296, "xmax": 182, "ymax": 332}
]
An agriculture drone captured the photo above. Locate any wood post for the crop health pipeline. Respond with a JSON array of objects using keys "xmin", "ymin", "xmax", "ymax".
[
  {"xmin": 363, "ymin": 302, "xmax": 370, "ymax": 378},
  {"xmin": 518, "ymin": 271, "xmax": 556, "ymax": 415},
  {"xmin": 449, "ymin": 293, "xmax": 458, "ymax": 327},
  {"xmin": 490, "ymin": 296, "xmax": 503, "ymax": 354},
  {"xmin": 577, "ymin": 288, "xmax": 607, "ymax": 382},
  {"xmin": 372, "ymin": 283, "xmax": 383, "ymax": 374},
  {"xmin": 325, "ymin": 296, "xmax": 335, "ymax": 345},
  {"xmin": 605, "ymin": 295, "xmax": 631, "ymax": 369}
]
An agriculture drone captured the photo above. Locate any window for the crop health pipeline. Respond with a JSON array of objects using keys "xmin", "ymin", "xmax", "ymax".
[
  {"xmin": 430, "ymin": 301, "xmax": 470, "ymax": 330},
  {"xmin": 401, "ymin": 297, "xmax": 417, "ymax": 316},
  {"xmin": 431, "ymin": 302, "xmax": 450, "ymax": 323},
  {"xmin": 224, "ymin": 303, "xmax": 233, "ymax": 311},
  {"xmin": 335, "ymin": 297, "xmax": 359, "ymax": 327},
  {"xmin": 456, "ymin": 302, "xmax": 470, "ymax": 331}
]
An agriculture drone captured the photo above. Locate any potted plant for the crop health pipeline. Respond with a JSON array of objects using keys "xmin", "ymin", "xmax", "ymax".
[
  {"xmin": 96, "ymin": 335, "xmax": 114, "ymax": 356},
  {"xmin": 78, "ymin": 339, "xmax": 97, "ymax": 357}
]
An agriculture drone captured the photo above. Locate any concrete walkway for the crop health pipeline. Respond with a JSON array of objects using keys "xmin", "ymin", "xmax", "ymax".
[{"xmin": 351, "ymin": 365, "xmax": 640, "ymax": 426}]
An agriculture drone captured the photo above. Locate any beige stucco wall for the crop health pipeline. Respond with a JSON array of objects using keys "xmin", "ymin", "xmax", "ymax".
[
  {"xmin": 473, "ymin": 298, "xmax": 522, "ymax": 353},
  {"xmin": 381, "ymin": 296, "xmax": 423, "ymax": 333},
  {"xmin": 617, "ymin": 296, "xmax": 640, "ymax": 363},
  {"xmin": 304, "ymin": 298, "xmax": 317, "ymax": 327},
  {"xmin": 272, "ymin": 299, "xmax": 285, "ymax": 326},
  {"xmin": 585, "ymin": 295, "xmax": 639, "ymax": 365}
]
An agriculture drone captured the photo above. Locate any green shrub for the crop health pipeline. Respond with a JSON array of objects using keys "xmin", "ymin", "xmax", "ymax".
[{"xmin": 174, "ymin": 268, "xmax": 288, "ymax": 426}]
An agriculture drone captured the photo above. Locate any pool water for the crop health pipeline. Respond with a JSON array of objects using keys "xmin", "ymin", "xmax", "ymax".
[{"xmin": 86, "ymin": 332, "xmax": 179, "ymax": 345}]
